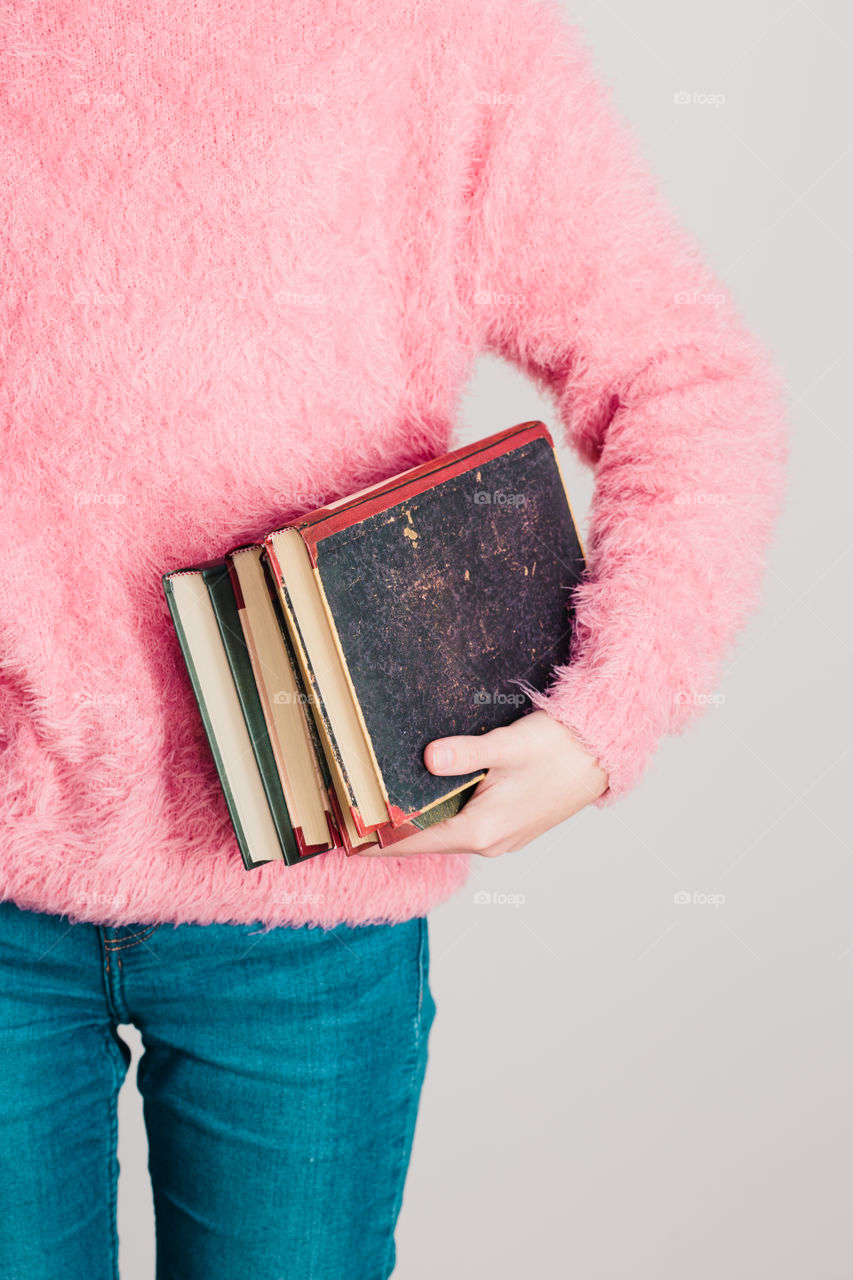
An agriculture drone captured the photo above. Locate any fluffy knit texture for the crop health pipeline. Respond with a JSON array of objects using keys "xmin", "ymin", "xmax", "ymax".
[{"xmin": 0, "ymin": 0, "xmax": 788, "ymax": 927}]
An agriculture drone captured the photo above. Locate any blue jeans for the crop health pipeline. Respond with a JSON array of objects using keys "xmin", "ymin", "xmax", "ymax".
[{"xmin": 0, "ymin": 900, "xmax": 435, "ymax": 1279}]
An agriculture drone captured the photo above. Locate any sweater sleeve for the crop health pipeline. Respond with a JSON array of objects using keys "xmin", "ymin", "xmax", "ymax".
[{"xmin": 465, "ymin": 0, "xmax": 789, "ymax": 805}]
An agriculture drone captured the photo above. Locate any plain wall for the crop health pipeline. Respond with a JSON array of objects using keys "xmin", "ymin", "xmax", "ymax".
[{"xmin": 115, "ymin": 2, "xmax": 853, "ymax": 1275}]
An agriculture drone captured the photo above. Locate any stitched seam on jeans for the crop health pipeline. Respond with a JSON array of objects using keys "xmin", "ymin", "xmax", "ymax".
[
  {"xmin": 103, "ymin": 927, "xmax": 145, "ymax": 944},
  {"xmin": 380, "ymin": 917, "xmax": 430, "ymax": 1279},
  {"xmin": 103, "ymin": 925, "xmax": 160, "ymax": 947},
  {"xmin": 417, "ymin": 915, "xmax": 425, "ymax": 1019},
  {"xmin": 103, "ymin": 925, "xmax": 161, "ymax": 951},
  {"xmin": 105, "ymin": 1027, "xmax": 125, "ymax": 1280}
]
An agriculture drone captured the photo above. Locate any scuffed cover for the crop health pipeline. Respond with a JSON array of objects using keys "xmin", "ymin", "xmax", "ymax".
[{"xmin": 310, "ymin": 429, "xmax": 586, "ymax": 822}]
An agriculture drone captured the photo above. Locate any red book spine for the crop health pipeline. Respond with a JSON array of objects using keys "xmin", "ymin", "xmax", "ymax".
[{"xmin": 272, "ymin": 420, "xmax": 551, "ymax": 568}]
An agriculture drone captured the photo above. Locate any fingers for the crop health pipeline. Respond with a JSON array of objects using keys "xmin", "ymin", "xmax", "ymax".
[
  {"xmin": 357, "ymin": 791, "xmax": 500, "ymax": 859},
  {"xmin": 359, "ymin": 817, "xmax": 467, "ymax": 858},
  {"xmin": 424, "ymin": 724, "xmax": 515, "ymax": 776},
  {"xmin": 371, "ymin": 727, "xmax": 517, "ymax": 857}
]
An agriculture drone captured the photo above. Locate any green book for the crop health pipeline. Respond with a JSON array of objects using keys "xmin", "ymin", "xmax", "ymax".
[
  {"xmin": 205, "ymin": 563, "xmax": 306, "ymax": 866},
  {"xmin": 163, "ymin": 561, "xmax": 302, "ymax": 869}
]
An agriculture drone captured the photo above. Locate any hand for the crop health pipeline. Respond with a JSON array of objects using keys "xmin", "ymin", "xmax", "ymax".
[{"xmin": 356, "ymin": 709, "xmax": 609, "ymax": 858}]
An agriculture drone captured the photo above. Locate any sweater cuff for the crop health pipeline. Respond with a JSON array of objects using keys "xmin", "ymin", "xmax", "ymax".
[
  {"xmin": 514, "ymin": 577, "xmax": 675, "ymax": 808},
  {"xmin": 521, "ymin": 665, "xmax": 652, "ymax": 808}
]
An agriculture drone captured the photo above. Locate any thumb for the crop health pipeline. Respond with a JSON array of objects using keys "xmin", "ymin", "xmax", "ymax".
[{"xmin": 424, "ymin": 726, "xmax": 513, "ymax": 775}]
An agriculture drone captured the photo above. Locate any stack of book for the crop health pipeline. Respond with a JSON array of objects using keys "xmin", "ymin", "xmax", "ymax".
[{"xmin": 162, "ymin": 420, "xmax": 586, "ymax": 869}]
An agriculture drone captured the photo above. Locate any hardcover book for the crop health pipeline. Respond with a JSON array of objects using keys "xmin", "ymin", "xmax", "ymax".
[{"xmin": 162, "ymin": 420, "xmax": 586, "ymax": 869}]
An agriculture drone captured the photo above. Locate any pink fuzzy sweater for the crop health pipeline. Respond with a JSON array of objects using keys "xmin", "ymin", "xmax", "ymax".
[{"xmin": 0, "ymin": 0, "xmax": 787, "ymax": 928}]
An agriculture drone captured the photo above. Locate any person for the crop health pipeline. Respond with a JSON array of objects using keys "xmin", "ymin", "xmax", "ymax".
[{"xmin": 0, "ymin": 0, "xmax": 787, "ymax": 1275}]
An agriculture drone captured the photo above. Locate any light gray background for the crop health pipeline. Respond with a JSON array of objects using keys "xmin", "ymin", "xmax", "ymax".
[{"xmin": 116, "ymin": 2, "xmax": 852, "ymax": 1275}]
